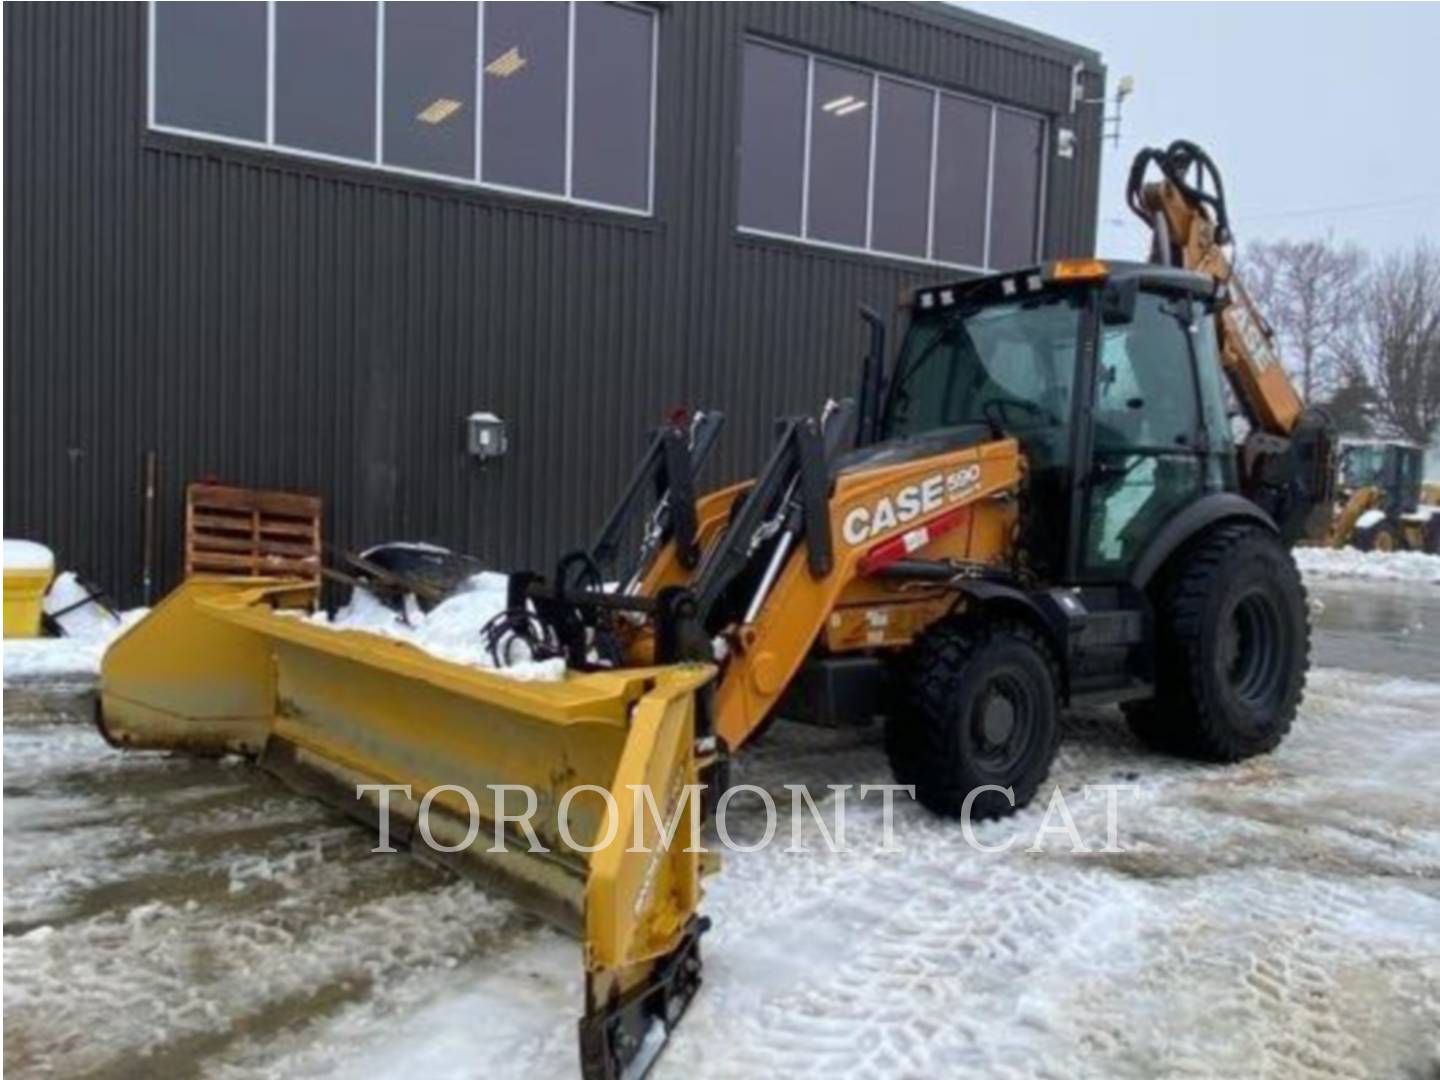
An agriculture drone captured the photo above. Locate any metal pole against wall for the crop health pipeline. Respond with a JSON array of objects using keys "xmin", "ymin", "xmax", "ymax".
[{"xmin": 142, "ymin": 450, "xmax": 157, "ymax": 605}]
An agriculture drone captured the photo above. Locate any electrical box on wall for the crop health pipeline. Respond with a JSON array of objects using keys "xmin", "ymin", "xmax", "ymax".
[{"xmin": 466, "ymin": 412, "xmax": 508, "ymax": 461}]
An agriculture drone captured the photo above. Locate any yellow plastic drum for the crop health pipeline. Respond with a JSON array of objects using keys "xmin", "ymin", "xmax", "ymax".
[{"xmin": 3, "ymin": 540, "xmax": 55, "ymax": 638}]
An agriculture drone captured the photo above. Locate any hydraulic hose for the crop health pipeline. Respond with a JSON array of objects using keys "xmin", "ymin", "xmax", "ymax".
[{"xmin": 1126, "ymin": 139, "xmax": 1232, "ymax": 245}]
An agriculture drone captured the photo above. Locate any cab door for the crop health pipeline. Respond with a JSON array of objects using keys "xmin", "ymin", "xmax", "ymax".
[{"xmin": 1080, "ymin": 290, "xmax": 1210, "ymax": 578}]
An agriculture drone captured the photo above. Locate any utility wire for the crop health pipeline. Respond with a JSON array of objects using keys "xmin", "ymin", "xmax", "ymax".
[
  {"xmin": 1101, "ymin": 191, "xmax": 1440, "ymax": 232},
  {"xmin": 1235, "ymin": 192, "xmax": 1440, "ymax": 223}
]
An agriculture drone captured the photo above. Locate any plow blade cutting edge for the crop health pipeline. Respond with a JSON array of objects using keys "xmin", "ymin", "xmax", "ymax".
[{"xmin": 98, "ymin": 577, "xmax": 715, "ymax": 1080}]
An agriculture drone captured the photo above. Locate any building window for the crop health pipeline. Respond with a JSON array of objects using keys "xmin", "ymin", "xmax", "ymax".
[
  {"xmin": 932, "ymin": 93, "xmax": 991, "ymax": 267},
  {"xmin": 152, "ymin": 2, "xmax": 267, "ymax": 141},
  {"xmin": 737, "ymin": 39, "xmax": 1047, "ymax": 270},
  {"xmin": 275, "ymin": 2, "xmax": 377, "ymax": 161},
  {"xmin": 481, "ymin": 1, "xmax": 569, "ymax": 195},
  {"xmin": 871, "ymin": 76, "xmax": 933, "ymax": 259},
  {"xmin": 383, "ymin": 2, "xmax": 479, "ymax": 179},
  {"xmin": 806, "ymin": 60, "xmax": 872, "ymax": 246},
  {"xmin": 989, "ymin": 109, "xmax": 1047, "ymax": 270},
  {"xmin": 148, "ymin": 1, "xmax": 658, "ymax": 215},
  {"xmin": 737, "ymin": 42, "xmax": 806, "ymax": 236},
  {"xmin": 571, "ymin": 1, "xmax": 655, "ymax": 210}
]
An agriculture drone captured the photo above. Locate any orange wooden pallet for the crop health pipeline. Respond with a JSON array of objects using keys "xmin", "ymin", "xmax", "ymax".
[{"xmin": 184, "ymin": 483, "xmax": 322, "ymax": 581}]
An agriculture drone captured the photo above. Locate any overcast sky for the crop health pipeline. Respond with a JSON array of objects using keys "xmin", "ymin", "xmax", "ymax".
[{"xmin": 962, "ymin": 2, "xmax": 1440, "ymax": 261}]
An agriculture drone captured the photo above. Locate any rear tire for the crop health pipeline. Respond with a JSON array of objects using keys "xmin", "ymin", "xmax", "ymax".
[
  {"xmin": 1128, "ymin": 524, "xmax": 1308, "ymax": 761},
  {"xmin": 1354, "ymin": 519, "xmax": 1400, "ymax": 552},
  {"xmin": 1423, "ymin": 515, "xmax": 1440, "ymax": 556},
  {"xmin": 888, "ymin": 618, "xmax": 1060, "ymax": 819}
]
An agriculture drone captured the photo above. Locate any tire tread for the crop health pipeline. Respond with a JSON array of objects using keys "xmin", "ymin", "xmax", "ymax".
[
  {"xmin": 888, "ymin": 617, "xmax": 1060, "ymax": 819},
  {"xmin": 1129, "ymin": 523, "xmax": 1308, "ymax": 761}
]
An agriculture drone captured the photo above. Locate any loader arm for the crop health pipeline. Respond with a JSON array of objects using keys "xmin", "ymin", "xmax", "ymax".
[
  {"xmin": 712, "ymin": 439, "xmax": 1020, "ymax": 747},
  {"xmin": 634, "ymin": 427, "xmax": 1023, "ymax": 751},
  {"xmin": 1327, "ymin": 485, "xmax": 1382, "ymax": 549}
]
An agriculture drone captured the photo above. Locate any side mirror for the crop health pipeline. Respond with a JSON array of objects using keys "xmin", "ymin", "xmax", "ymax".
[{"xmin": 1101, "ymin": 277, "xmax": 1138, "ymax": 325}]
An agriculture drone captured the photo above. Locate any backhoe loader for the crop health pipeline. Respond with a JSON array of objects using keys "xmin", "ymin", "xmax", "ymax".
[{"xmin": 99, "ymin": 141, "xmax": 1330, "ymax": 1079}]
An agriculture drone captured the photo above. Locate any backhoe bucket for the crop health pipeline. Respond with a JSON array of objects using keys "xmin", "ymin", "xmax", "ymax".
[{"xmin": 99, "ymin": 577, "xmax": 715, "ymax": 1079}]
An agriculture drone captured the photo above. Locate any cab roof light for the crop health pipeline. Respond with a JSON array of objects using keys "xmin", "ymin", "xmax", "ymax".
[
  {"xmin": 914, "ymin": 286, "xmax": 960, "ymax": 311},
  {"xmin": 1050, "ymin": 258, "xmax": 1109, "ymax": 281}
]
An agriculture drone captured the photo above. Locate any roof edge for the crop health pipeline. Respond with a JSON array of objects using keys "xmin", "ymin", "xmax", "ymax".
[{"xmin": 876, "ymin": 2, "xmax": 1103, "ymax": 67}]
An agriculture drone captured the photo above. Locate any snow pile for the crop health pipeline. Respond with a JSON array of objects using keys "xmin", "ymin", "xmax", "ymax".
[
  {"xmin": 3, "ymin": 538, "xmax": 55, "ymax": 572},
  {"xmin": 312, "ymin": 572, "xmax": 566, "ymax": 682},
  {"xmin": 44, "ymin": 571, "xmax": 125, "ymax": 639},
  {"xmin": 1294, "ymin": 545, "xmax": 1440, "ymax": 584},
  {"xmin": 3, "ymin": 572, "xmax": 146, "ymax": 685}
]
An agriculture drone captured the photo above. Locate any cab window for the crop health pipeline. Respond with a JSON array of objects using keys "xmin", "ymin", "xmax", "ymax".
[
  {"xmin": 887, "ymin": 293, "xmax": 1082, "ymax": 473},
  {"xmin": 1084, "ymin": 291, "xmax": 1204, "ymax": 575}
]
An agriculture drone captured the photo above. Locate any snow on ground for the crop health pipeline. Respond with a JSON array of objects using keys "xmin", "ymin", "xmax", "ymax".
[
  {"xmin": 306, "ymin": 573, "xmax": 566, "ymax": 682},
  {"xmin": 1295, "ymin": 545, "xmax": 1440, "ymax": 584},
  {"xmin": 5, "ymin": 660, "xmax": 1439, "ymax": 1079}
]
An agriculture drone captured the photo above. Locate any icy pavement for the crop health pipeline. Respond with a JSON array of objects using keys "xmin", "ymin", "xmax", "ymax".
[
  {"xmin": 5, "ymin": 658, "xmax": 1439, "ymax": 1079},
  {"xmin": 1309, "ymin": 577, "xmax": 1438, "ymax": 681}
]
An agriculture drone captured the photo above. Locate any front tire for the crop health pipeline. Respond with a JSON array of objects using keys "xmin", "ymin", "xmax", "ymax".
[
  {"xmin": 1354, "ymin": 519, "xmax": 1400, "ymax": 552},
  {"xmin": 888, "ymin": 619, "xmax": 1060, "ymax": 819},
  {"xmin": 1128, "ymin": 524, "xmax": 1308, "ymax": 761}
]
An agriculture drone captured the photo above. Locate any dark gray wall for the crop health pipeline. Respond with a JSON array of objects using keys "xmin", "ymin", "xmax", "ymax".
[{"xmin": 4, "ymin": 2, "xmax": 1104, "ymax": 605}]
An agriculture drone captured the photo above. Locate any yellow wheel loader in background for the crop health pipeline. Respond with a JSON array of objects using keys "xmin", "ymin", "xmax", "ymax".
[
  {"xmin": 1327, "ymin": 438, "xmax": 1440, "ymax": 553},
  {"xmin": 99, "ymin": 141, "xmax": 1333, "ymax": 1079}
]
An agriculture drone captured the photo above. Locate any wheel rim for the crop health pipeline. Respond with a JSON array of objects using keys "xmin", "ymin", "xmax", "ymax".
[
  {"xmin": 1375, "ymin": 529, "xmax": 1396, "ymax": 552},
  {"xmin": 968, "ymin": 668, "xmax": 1036, "ymax": 777},
  {"xmin": 1218, "ymin": 588, "xmax": 1287, "ymax": 709}
]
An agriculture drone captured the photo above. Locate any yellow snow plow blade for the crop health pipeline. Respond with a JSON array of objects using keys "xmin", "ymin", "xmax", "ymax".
[{"xmin": 99, "ymin": 577, "xmax": 715, "ymax": 1080}]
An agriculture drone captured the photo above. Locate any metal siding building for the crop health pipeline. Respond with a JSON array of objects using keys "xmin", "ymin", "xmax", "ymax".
[{"xmin": 4, "ymin": 2, "xmax": 1104, "ymax": 605}]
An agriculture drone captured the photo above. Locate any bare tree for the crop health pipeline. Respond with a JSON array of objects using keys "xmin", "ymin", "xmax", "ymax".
[
  {"xmin": 1243, "ymin": 237, "xmax": 1366, "ymax": 402},
  {"xmin": 1341, "ymin": 241, "xmax": 1440, "ymax": 446},
  {"xmin": 1321, "ymin": 372, "xmax": 1377, "ymax": 437}
]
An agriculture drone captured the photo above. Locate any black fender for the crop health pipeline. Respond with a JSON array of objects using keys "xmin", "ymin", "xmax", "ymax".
[
  {"xmin": 952, "ymin": 579, "xmax": 1069, "ymax": 669},
  {"xmin": 1129, "ymin": 493, "xmax": 1277, "ymax": 591}
]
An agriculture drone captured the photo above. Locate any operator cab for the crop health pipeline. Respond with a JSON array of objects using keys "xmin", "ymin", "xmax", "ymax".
[
  {"xmin": 1338, "ymin": 439, "xmax": 1423, "ymax": 515},
  {"xmin": 870, "ymin": 260, "xmax": 1237, "ymax": 585}
]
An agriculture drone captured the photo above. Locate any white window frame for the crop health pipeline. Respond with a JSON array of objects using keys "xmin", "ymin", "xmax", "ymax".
[
  {"xmin": 737, "ymin": 38, "xmax": 1049, "ymax": 272},
  {"xmin": 147, "ymin": 0, "xmax": 659, "ymax": 217}
]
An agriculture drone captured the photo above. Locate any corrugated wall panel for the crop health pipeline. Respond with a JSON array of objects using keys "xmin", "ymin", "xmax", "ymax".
[{"xmin": 3, "ymin": 1, "xmax": 1102, "ymax": 606}]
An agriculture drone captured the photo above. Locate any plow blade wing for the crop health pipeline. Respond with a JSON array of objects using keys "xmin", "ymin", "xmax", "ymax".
[{"xmin": 99, "ymin": 577, "xmax": 715, "ymax": 1079}]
